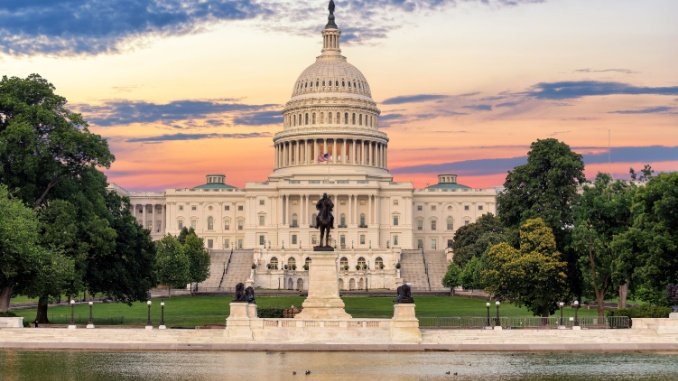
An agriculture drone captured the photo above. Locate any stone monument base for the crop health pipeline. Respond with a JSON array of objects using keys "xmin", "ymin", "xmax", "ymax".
[
  {"xmin": 225, "ymin": 302, "xmax": 255, "ymax": 340},
  {"xmin": 0, "ymin": 317, "xmax": 23, "ymax": 328},
  {"xmin": 391, "ymin": 303, "xmax": 421, "ymax": 343},
  {"xmin": 670, "ymin": 312, "xmax": 678, "ymax": 319},
  {"xmin": 294, "ymin": 253, "xmax": 351, "ymax": 320}
]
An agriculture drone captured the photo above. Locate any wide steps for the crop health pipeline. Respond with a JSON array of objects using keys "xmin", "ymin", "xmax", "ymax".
[
  {"xmin": 198, "ymin": 250, "xmax": 231, "ymax": 289},
  {"xmin": 399, "ymin": 250, "xmax": 429, "ymax": 291},
  {"xmin": 423, "ymin": 251, "xmax": 449, "ymax": 291},
  {"xmin": 221, "ymin": 250, "xmax": 254, "ymax": 291}
]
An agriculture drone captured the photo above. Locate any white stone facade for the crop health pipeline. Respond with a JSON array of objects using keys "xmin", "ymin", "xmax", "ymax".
[{"xmin": 117, "ymin": 10, "xmax": 498, "ymax": 290}]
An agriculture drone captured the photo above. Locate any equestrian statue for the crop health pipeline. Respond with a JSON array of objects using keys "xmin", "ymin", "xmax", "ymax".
[{"xmin": 315, "ymin": 193, "xmax": 334, "ymax": 249}]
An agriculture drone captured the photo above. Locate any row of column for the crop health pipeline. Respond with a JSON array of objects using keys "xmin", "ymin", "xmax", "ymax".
[
  {"xmin": 285, "ymin": 111, "xmax": 375, "ymax": 128},
  {"xmin": 275, "ymin": 138, "xmax": 387, "ymax": 169},
  {"xmin": 278, "ymin": 194, "xmax": 380, "ymax": 228},
  {"xmin": 133, "ymin": 204, "xmax": 166, "ymax": 234}
]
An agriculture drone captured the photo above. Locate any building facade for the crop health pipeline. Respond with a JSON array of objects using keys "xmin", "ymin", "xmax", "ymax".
[{"xmin": 117, "ymin": 6, "xmax": 497, "ymax": 290}]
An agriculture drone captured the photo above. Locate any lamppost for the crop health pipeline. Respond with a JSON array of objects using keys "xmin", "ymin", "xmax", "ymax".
[
  {"xmin": 68, "ymin": 299, "xmax": 76, "ymax": 329},
  {"xmin": 86, "ymin": 301, "xmax": 94, "ymax": 329},
  {"xmin": 495, "ymin": 301, "xmax": 501, "ymax": 328},
  {"xmin": 485, "ymin": 302, "xmax": 491, "ymax": 328},
  {"xmin": 558, "ymin": 301, "xmax": 565, "ymax": 327},
  {"xmin": 573, "ymin": 300, "xmax": 580, "ymax": 328},
  {"xmin": 145, "ymin": 300, "xmax": 152, "ymax": 330},
  {"xmin": 159, "ymin": 301, "xmax": 166, "ymax": 330}
]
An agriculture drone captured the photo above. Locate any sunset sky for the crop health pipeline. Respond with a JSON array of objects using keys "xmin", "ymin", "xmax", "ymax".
[{"xmin": 2, "ymin": 0, "xmax": 676, "ymax": 191}]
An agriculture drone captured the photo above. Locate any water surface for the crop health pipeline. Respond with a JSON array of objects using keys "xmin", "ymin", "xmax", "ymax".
[{"xmin": 1, "ymin": 351, "xmax": 677, "ymax": 380}]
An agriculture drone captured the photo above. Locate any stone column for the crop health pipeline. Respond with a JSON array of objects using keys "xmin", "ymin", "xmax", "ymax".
[
  {"xmin": 368, "ymin": 196, "xmax": 373, "ymax": 225},
  {"xmin": 333, "ymin": 138, "xmax": 337, "ymax": 164},
  {"xmin": 142, "ymin": 204, "xmax": 147, "ymax": 230},
  {"xmin": 314, "ymin": 139, "xmax": 319, "ymax": 164}
]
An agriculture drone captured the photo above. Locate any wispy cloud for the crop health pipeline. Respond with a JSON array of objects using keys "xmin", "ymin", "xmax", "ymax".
[
  {"xmin": 126, "ymin": 132, "xmax": 270, "ymax": 143},
  {"xmin": 382, "ymin": 94, "xmax": 448, "ymax": 105},
  {"xmin": 527, "ymin": 81, "xmax": 678, "ymax": 100},
  {"xmin": 233, "ymin": 110, "xmax": 283, "ymax": 126},
  {"xmin": 575, "ymin": 68, "xmax": 637, "ymax": 75},
  {"xmin": 463, "ymin": 104, "xmax": 493, "ymax": 111},
  {"xmin": 0, "ymin": 0, "xmax": 546, "ymax": 56},
  {"xmin": 77, "ymin": 99, "xmax": 275, "ymax": 126},
  {"xmin": 392, "ymin": 146, "xmax": 678, "ymax": 176},
  {"xmin": 609, "ymin": 106, "xmax": 675, "ymax": 114}
]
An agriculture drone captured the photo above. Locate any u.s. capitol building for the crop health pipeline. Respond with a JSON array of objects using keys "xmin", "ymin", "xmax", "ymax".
[{"xmin": 114, "ymin": 5, "xmax": 497, "ymax": 291}]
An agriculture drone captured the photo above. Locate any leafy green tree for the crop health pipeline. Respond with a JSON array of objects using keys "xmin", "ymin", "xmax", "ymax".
[
  {"xmin": 452, "ymin": 214, "xmax": 506, "ymax": 266},
  {"xmin": 155, "ymin": 235, "xmax": 190, "ymax": 297},
  {"xmin": 178, "ymin": 227, "xmax": 196, "ymax": 244},
  {"xmin": 497, "ymin": 138, "xmax": 585, "ymax": 296},
  {"xmin": 460, "ymin": 256, "xmax": 484, "ymax": 291},
  {"xmin": 182, "ymin": 230, "xmax": 211, "ymax": 292},
  {"xmin": 85, "ymin": 191, "xmax": 156, "ymax": 304},
  {"xmin": 616, "ymin": 173, "xmax": 678, "ymax": 305},
  {"xmin": 482, "ymin": 218, "xmax": 569, "ymax": 317},
  {"xmin": 442, "ymin": 262, "xmax": 462, "ymax": 295},
  {"xmin": 572, "ymin": 173, "xmax": 634, "ymax": 317}
]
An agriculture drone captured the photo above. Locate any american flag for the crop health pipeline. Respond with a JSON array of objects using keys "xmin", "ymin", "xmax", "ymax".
[{"xmin": 318, "ymin": 152, "xmax": 330, "ymax": 162}]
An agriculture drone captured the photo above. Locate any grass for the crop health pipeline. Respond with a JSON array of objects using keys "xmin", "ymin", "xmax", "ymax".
[{"xmin": 11, "ymin": 295, "xmax": 598, "ymax": 327}]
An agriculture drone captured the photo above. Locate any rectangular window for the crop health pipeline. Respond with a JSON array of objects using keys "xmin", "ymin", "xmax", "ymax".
[
  {"xmin": 238, "ymin": 205, "xmax": 244, "ymax": 211},
  {"xmin": 393, "ymin": 199, "xmax": 399, "ymax": 206},
  {"xmin": 178, "ymin": 205, "xmax": 184, "ymax": 211},
  {"xmin": 238, "ymin": 221, "xmax": 244, "ymax": 230},
  {"xmin": 259, "ymin": 235, "xmax": 265, "ymax": 246},
  {"xmin": 431, "ymin": 220, "xmax": 437, "ymax": 231},
  {"xmin": 291, "ymin": 234, "xmax": 298, "ymax": 245},
  {"xmin": 237, "ymin": 239, "xmax": 243, "ymax": 249},
  {"xmin": 431, "ymin": 238, "xmax": 437, "ymax": 250},
  {"xmin": 417, "ymin": 205, "xmax": 422, "ymax": 211},
  {"xmin": 478, "ymin": 205, "xmax": 484, "ymax": 211},
  {"xmin": 393, "ymin": 215, "xmax": 399, "ymax": 226},
  {"xmin": 192, "ymin": 205, "xmax": 197, "ymax": 211},
  {"xmin": 431, "ymin": 205, "xmax": 436, "ymax": 211},
  {"xmin": 259, "ymin": 199, "xmax": 265, "ymax": 206},
  {"xmin": 393, "ymin": 235, "xmax": 399, "ymax": 246},
  {"xmin": 190, "ymin": 220, "xmax": 197, "ymax": 229},
  {"xmin": 464, "ymin": 205, "xmax": 470, "ymax": 211},
  {"xmin": 178, "ymin": 220, "xmax": 184, "ymax": 230},
  {"xmin": 259, "ymin": 215, "xmax": 265, "ymax": 226},
  {"xmin": 417, "ymin": 239, "xmax": 423, "ymax": 249},
  {"xmin": 360, "ymin": 234, "xmax": 366, "ymax": 245},
  {"xmin": 340, "ymin": 235, "xmax": 346, "ymax": 248},
  {"xmin": 207, "ymin": 239, "xmax": 213, "ymax": 249},
  {"xmin": 225, "ymin": 205, "xmax": 230, "ymax": 211},
  {"xmin": 447, "ymin": 239, "xmax": 453, "ymax": 248},
  {"xmin": 417, "ymin": 220, "xmax": 423, "ymax": 231},
  {"xmin": 224, "ymin": 239, "xmax": 230, "ymax": 249}
]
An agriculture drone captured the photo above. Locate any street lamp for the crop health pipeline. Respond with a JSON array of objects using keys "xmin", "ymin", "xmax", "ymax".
[
  {"xmin": 68, "ymin": 299, "xmax": 76, "ymax": 329},
  {"xmin": 558, "ymin": 301, "xmax": 565, "ymax": 327},
  {"xmin": 573, "ymin": 300, "xmax": 580, "ymax": 327},
  {"xmin": 485, "ymin": 302, "xmax": 491, "ymax": 328},
  {"xmin": 495, "ymin": 301, "xmax": 501, "ymax": 327},
  {"xmin": 87, "ymin": 301, "xmax": 94, "ymax": 329},
  {"xmin": 159, "ymin": 301, "xmax": 166, "ymax": 330},
  {"xmin": 145, "ymin": 300, "xmax": 152, "ymax": 330}
]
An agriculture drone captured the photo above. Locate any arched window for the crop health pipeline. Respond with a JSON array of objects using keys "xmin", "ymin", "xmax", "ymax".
[
  {"xmin": 224, "ymin": 217, "xmax": 231, "ymax": 231},
  {"xmin": 320, "ymin": 112, "xmax": 324, "ymax": 124},
  {"xmin": 270, "ymin": 257, "xmax": 279, "ymax": 270},
  {"xmin": 336, "ymin": 112, "xmax": 340, "ymax": 123},
  {"xmin": 359, "ymin": 114, "xmax": 363, "ymax": 125},
  {"xmin": 340, "ymin": 257, "xmax": 348, "ymax": 270},
  {"xmin": 344, "ymin": 113, "xmax": 348, "ymax": 124},
  {"xmin": 207, "ymin": 216, "xmax": 214, "ymax": 230},
  {"xmin": 328, "ymin": 112, "xmax": 333, "ymax": 124},
  {"xmin": 431, "ymin": 219, "xmax": 437, "ymax": 231},
  {"xmin": 359, "ymin": 213, "xmax": 366, "ymax": 227},
  {"xmin": 416, "ymin": 218, "xmax": 424, "ymax": 231},
  {"xmin": 305, "ymin": 113, "xmax": 309, "ymax": 125},
  {"xmin": 312, "ymin": 113, "xmax": 316, "ymax": 124},
  {"xmin": 305, "ymin": 257, "xmax": 312, "ymax": 268},
  {"xmin": 375, "ymin": 257, "xmax": 384, "ymax": 270},
  {"xmin": 237, "ymin": 218, "xmax": 244, "ymax": 231},
  {"xmin": 447, "ymin": 216, "xmax": 454, "ymax": 231},
  {"xmin": 287, "ymin": 257, "xmax": 296, "ymax": 270},
  {"xmin": 291, "ymin": 213, "xmax": 298, "ymax": 227},
  {"xmin": 357, "ymin": 257, "xmax": 366, "ymax": 270},
  {"xmin": 352, "ymin": 113, "xmax": 356, "ymax": 125},
  {"xmin": 392, "ymin": 214, "xmax": 399, "ymax": 226},
  {"xmin": 340, "ymin": 213, "xmax": 346, "ymax": 226}
]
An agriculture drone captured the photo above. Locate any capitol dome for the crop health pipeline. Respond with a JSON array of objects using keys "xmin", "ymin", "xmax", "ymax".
[{"xmin": 272, "ymin": 1, "xmax": 389, "ymax": 179}]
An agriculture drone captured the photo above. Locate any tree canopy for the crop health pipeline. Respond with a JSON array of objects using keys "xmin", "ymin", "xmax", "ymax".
[{"xmin": 452, "ymin": 213, "xmax": 506, "ymax": 266}]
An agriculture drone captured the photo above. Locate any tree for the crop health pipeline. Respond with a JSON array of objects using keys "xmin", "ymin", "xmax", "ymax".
[
  {"xmin": 497, "ymin": 138, "xmax": 585, "ymax": 296},
  {"xmin": 442, "ymin": 262, "xmax": 462, "ymax": 295},
  {"xmin": 617, "ymin": 173, "xmax": 678, "ymax": 305},
  {"xmin": 482, "ymin": 218, "xmax": 568, "ymax": 317},
  {"xmin": 451, "ymin": 214, "xmax": 506, "ymax": 266},
  {"xmin": 155, "ymin": 235, "xmax": 190, "ymax": 296},
  {"xmin": 460, "ymin": 256, "xmax": 484, "ymax": 291},
  {"xmin": 85, "ymin": 191, "xmax": 156, "ymax": 304},
  {"xmin": 182, "ymin": 229, "xmax": 211, "ymax": 292},
  {"xmin": 572, "ymin": 173, "xmax": 634, "ymax": 317}
]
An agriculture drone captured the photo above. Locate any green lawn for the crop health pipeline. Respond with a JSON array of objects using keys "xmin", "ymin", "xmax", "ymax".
[{"xmin": 11, "ymin": 295, "xmax": 596, "ymax": 327}]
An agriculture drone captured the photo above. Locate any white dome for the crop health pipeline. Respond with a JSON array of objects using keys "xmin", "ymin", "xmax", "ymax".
[{"xmin": 292, "ymin": 57, "xmax": 373, "ymax": 98}]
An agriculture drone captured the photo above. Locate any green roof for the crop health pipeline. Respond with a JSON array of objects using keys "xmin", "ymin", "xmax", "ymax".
[
  {"xmin": 193, "ymin": 183, "xmax": 237, "ymax": 190},
  {"xmin": 426, "ymin": 182, "xmax": 471, "ymax": 190}
]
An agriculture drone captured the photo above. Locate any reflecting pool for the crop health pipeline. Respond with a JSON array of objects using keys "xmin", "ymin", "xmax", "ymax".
[{"xmin": 1, "ymin": 351, "xmax": 677, "ymax": 381}]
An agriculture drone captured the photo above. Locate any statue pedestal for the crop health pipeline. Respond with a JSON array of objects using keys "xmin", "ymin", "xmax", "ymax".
[
  {"xmin": 391, "ymin": 304, "xmax": 421, "ymax": 343},
  {"xmin": 670, "ymin": 312, "xmax": 678, "ymax": 319},
  {"xmin": 295, "ymin": 252, "xmax": 351, "ymax": 320}
]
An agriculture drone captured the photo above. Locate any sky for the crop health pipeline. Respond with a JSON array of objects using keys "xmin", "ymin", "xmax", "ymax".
[{"xmin": 1, "ymin": 0, "xmax": 676, "ymax": 191}]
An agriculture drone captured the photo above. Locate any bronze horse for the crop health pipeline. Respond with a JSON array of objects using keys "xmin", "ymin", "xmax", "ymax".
[{"xmin": 315, "ymin": 193, "xmax": 334, "ymax": 247}]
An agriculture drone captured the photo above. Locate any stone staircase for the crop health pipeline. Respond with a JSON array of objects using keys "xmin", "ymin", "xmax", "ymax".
[
  {"xmin": 197, "ymin": 250, "xmax": 232, "ymax": 290},
  {"xmin": 423, "ymin": 251, "xmax": 449, "ymax": 291},
  {"xmin": 399, "ymin": 250, "xmax": 430, "ymax": 291},
  {"xmin": 220, "ymin": 249, "xmax": 255, "ymax": 291}
]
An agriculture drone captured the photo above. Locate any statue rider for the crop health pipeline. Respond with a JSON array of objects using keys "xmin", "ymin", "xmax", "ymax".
[{"xmin": 316, "ymin": 193, "xmax": 334, "ymax": 229}]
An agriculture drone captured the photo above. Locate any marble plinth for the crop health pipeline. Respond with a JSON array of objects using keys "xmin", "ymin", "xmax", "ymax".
[
  {"xmin": 295, "ymin": 253, "xmax": 351, "ymax": 320},
  {"xmin": 0, "ymin": 317, "xmax": 23, "ymax": 328},
  {"xmin": 670, "ymin": 312, "xmax": 678, "ymax": 319}
]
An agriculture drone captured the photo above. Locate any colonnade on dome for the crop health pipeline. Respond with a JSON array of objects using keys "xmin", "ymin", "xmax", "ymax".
[{"xmin": 274, "ymin": 137, "xmax": 387, "ymax": 169}]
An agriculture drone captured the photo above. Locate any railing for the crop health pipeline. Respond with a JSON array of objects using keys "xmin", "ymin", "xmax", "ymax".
[{"xmin": 419, "ymin": 316, "xmax": 631, "ymax": 329}]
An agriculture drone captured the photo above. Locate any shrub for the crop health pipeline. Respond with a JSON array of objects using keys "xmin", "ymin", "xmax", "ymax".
[
  {"xmin": 0, "ymin": 311, "xmax": 17, "ymax": 317},
  {"xmin": 607, "ymin": 305, "xmax": 671, "ymax": 318},
  {"xmin": 257, "ymin": 308, "xmax": 285, "ymax": 318}
]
